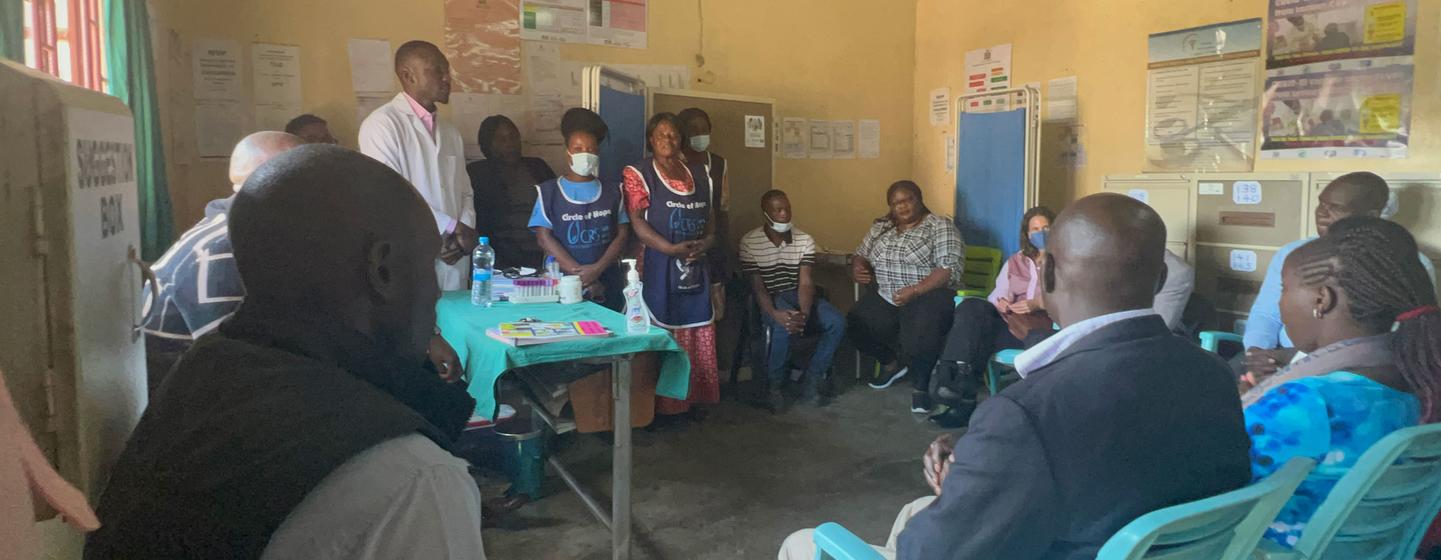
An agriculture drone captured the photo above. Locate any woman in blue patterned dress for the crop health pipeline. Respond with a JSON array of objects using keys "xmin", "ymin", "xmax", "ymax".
[{"xmin": 1243, "ymin": 216, "xmax": 1441, "ymax": 548}]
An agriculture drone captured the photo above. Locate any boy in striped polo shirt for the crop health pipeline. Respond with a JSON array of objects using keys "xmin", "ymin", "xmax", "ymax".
[{"xmin": 739, "ymin": 190, "xmax": 844, "ymax": 412}]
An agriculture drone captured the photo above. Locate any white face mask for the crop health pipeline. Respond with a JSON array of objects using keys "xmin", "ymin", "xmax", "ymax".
[
  {"xmin": 568, "ymin": 152, "xmax": 599, "ymax": 177},
  {"xmin": 767, "ymin": 215, "xmax": 792, "ymax": 233},
  {"xmin": 688, "ymin": 134, "xmax": 711, "ymax": 152}
]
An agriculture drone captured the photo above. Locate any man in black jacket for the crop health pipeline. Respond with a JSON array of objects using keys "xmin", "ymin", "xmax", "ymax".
[
  {"xmin": 87, "ymin": 146, "xmax": 483, "ymax": 559},
  {"xmin": 780, "ymin": 193, "xmax": 1251, "ymax": 560}
]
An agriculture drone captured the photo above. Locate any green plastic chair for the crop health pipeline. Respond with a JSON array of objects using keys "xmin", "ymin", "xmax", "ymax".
[
  {"xmin": 1096, "ymin": 457, "xmax": 1315, "ymax": 560},
  {"xmin": 1253, "ymin": 423, "xmax": 1441, "ymax": 560},
  {"xmin": 957, "ymin": 246, "xmax": 1003, "ymax": 299},
  {"xmin": 1199, "ymin": 319, "xmax": 1248, "ymax": 354}
]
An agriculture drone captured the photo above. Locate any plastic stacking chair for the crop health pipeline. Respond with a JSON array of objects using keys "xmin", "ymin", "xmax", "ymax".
[
  {"xmin": 812, "ymin": 522, "xmax": 885, "ymax": 560},
  {"xmin": 956, "ymin": 246, "xmax": 1003, "ymax": 299},
  {"xmin": 1096, "ymin": 457, "xmax": 1315, "ymax": 560},
  {"xmin": 1199, "ymin": 319, "xmax": 1248, "ymax": 355},
  {"xmin": 987, "ymin": 349, "xmax": 1024, "ymax": 395},
  {"xmin": 1252, "ymin": 423, "xmax": 1441, "ymax": 560}
]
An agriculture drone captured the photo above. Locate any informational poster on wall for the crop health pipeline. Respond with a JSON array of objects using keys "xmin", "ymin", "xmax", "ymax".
[
  {"xmin": 521, "ymin": 0, "xmax": 588, "ymax": 43},
  {"xmin": 964, "ymin": 44, "xmax": 1011, "ymax": 95},
  {"xmin": 831, "ymin": 120, "xmax": 856, "ymax": 159},
  {"xmin": 444, "ymin": 0, "xmax": 523, "ymax": 94},
  {"xmin": 1261, "ymin": 0, "xmax": 1415, "ymax": 159},
  {"xmin": 1144, "ymin": 19, "xmax": 1262, "ymax": 173},
  {"xmin": 348, "ymin": 38, "xmax": 395, "ymax": 123},
  {"xmin": 859, "ymin": 119, "xmax": 881, "ymax": 159},
  {"xmin": 192, "ymin": 38, "xmax": 246, "ymax": 158},
  {"xmin": 745, "ymin": 115, "xmax": 767, "ymax": 148},
  {"xmin": 251, "ymin": 43, "xmax": 303, "ymax": 132},
  {"xmin": 587, "ymin": 0, "xmax": 647, "ymax": 49},
  {"xmin": 781, "ymin": 118, "xmax": 806, "ymax": 159}
]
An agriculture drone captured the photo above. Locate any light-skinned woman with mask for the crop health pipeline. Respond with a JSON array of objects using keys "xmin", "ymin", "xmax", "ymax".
[
  {"xmin": 529, "ymin": 108, "xmax": 632, "ymax": 311},
  {"xmin": 623, "ymin": 112, "xmax": 719, "ymax": 421},
  {"xmin": 929, "ymin": 206, "xmax": 1055, "ymax": 428}
]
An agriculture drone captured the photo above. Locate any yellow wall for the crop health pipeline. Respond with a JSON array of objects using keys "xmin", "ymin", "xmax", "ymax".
[
  {"xmin": 147, "ymin": 0, "xmax": 917, "ymax": 251},
  {"xmin": 912, "ymin": 0, "xmax": 1441, "ymax": 212}
]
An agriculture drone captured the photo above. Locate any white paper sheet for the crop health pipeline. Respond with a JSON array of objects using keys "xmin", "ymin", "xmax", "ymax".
[
  {"xmin": 929, "ymin": 87, "xmax": 950, "ymax": 126},
  {"xmin": 830, "ymin": 120, "xmax": 856, "ymax": 159},
  {"xmin": 745, "ymin": 115, "xmax": 766, "ymax": 148},
  {"xmin": 251, "ymin": 43, "xmax": 302, "ymax": 132},
  {"xmin": 781, "ymin": 118, "xmax": 806, "ymax": 159},
  {"xmin": 192, "ymin": 38, "xmax": 243, "ymax": 102},
  {"xmin": 807, "ymin": 120, "xmax": 832, "ymax": 159},
  {"xmin": 1046, "ymin": 76, "xmax": 1078, "ymax": 121},
  {"xmin": 859, "ymin": 119, "xmax": 880, "ymax": 159},
  {"xmin": 355, "ymin": 92, "xmax": 392, "ymax": 124},
  {"xmin": 347, "ymin": 38, "xmax": 394, "ymax": 94},
  {"xmin": 945, "ymin": 135, "xmax": 957, "ymax": 172},
  {"xmin": 195, "ymin": 100, "xmax": 245, "ymax": 158},
  {"xmin": 520, "ymin": 0, "xmax": 589, "ymax": 43}
]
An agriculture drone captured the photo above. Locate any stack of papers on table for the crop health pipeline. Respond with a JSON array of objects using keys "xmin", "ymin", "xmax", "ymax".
[{"xmin": 486, "ymin": 320, "xmax": 612, "ymax": 346}]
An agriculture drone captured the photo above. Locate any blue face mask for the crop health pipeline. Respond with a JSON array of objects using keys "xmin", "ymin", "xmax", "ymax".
[{"xmin": 1028, "ymin": 230, "xmax": 1048, "ymax": 251}]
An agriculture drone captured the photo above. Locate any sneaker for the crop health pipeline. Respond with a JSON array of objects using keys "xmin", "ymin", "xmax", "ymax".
[
  {"xmin": 869, "ymin": 364, "xmax": 909, "ymax": 389},
  {"xmin": 911, "ymin": 391, "xmax": 931, "ymax": 414},
  {"xmin": 928, "ymin": 401, "xmax": 977, "ymax": 429},
  {"xmin": 767, "ymin": 389, "xmax": 787, "ymax": 414}
]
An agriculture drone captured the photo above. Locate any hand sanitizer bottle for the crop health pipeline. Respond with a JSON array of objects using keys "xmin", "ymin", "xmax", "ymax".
[{"xmin": 621, "ymin": 259, "xmax": 649, "ymax": 335}]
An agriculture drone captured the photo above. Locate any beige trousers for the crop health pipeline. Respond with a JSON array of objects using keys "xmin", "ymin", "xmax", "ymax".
[{"xmin": 777, "ymin": 496, "xmax": 936, "ymax": 560}]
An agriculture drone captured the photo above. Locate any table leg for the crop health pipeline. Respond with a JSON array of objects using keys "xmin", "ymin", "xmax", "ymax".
[{"xmin": 612, "ymin": 357, "xmax": 633, "ymax": 560}]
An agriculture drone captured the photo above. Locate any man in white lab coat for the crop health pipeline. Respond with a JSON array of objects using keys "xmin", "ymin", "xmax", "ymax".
[{"xmin": 359, "ymin": 40, "xmax": 477, "ymax": 291}]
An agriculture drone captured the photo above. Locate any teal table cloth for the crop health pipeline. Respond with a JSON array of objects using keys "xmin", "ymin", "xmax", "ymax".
[{"xmin": 435, "ymin": 292, "xmax": 691, "ymax": 419}]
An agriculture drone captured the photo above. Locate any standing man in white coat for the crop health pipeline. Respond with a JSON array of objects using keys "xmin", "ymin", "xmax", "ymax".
[{"xmin": 359, "ymin": 40, "xmax": 477, "ymax": 291}]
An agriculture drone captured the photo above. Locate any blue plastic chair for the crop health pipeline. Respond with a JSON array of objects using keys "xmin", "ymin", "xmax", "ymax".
[
  {"xmin": 1253, "ymin": 423, "xmax": 1441, "ymax": 560},
  {"xmin": 987, "ymin": 348, "xmax": 1023, "ymax": 395},
  {"xmin": 812, "ymin": 522, "xmax": 885, "ymax": 560},
  {"xmin": 1096, "ymin": 457, "xmax": 1315, "ymax": 560},
  {"xmin": 1199, "ymin": 319, "xmax": 1248, "ymax": 354}
]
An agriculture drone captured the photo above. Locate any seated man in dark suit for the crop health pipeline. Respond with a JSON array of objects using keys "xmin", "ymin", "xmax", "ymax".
[{"xmin": 779, "ymin": 193, "xmax": 1252, "ymax": 560}]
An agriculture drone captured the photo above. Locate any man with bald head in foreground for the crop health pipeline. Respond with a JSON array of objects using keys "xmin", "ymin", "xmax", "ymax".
[
  {"xmin": 780, "ymin": 194, "xmax": 1251, "ymax": 560},
  {"xmin": 140, "ymin": 131, "xmax": 303, "ymax": 393},
  {"xmin": 88, "ymin": 146, "xmax": 484, "ymax": 560}
]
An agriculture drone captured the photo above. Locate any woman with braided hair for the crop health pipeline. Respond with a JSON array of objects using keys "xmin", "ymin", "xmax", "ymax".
[{"xmin": 1242, "ymin": 215, "xmax": 1440, "ymax": 549}]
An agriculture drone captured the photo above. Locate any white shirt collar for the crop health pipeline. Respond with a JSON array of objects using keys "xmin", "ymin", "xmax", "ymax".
[{"xmin": 1014, "ymin": 308, "xmax": 1158, "ymax": 378}]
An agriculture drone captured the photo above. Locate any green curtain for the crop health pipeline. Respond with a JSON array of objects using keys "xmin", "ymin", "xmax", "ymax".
[
  {"xmin": 105, "ymin": 0, "xmax": 173, "ymax": 260},
  {"xmin": 0, "ymin": 0, "xmax": 22, "ymax": 61}
]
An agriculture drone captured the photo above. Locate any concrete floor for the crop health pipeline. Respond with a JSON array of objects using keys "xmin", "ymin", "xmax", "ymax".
[{"xmin": 480, "ymin": 381, "xmax": 950, "ymax": 559}]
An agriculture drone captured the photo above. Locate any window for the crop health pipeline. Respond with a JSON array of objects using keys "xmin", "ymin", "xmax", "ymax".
[{"xmin": 22, "ymin": 0, "xmax": 107, "ymax": 92}]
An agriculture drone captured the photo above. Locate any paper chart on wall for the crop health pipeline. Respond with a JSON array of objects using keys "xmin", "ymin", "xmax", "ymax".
[
  {"xmin": 964, "ymin": 44, "xmax": 1011, "ymax": 95},
  {"xmin": 807, "ymin": 120, "xmax": 832, "ymax": 159},
  {"xmin": 444, "ymin": 0, "xmax": 523, "ymax": 94},
  {"xmin": 347, "ymin": 38, "xmax": 394, "ymax": 95},
  {"xmin": 588, "ymin": 0, "xmax": 647, "ymax": 49},
  {"xmin": 830, "ymin": 121, "xmax": 856, "ymax": 159},
  {"xmin": 928, "ymin": 87, "xmax": 950, "ymax": 127},
  {"xmin": 1046, "ymin": 76, "xmax": 1078, "ymax": 121},
  {"xmin": 859, "ymin": 119, "xmax": 881, "ymax": 159},
  {"xmin": 781, "ymin": 118, "xmax": 806, "ymax": 159},
  {"xmin": 251, "ymin": 43, "xmax": 302, "ymax": 132},
  {"xmin": 1144, "ymin": 19, "xmax": 1263, "ymax": 172},
  {"xmin": 521, "ymin": 0, "xmax": 588, "ymax": 43},
  {"xmin": 745, "ymin": 115, "xmax": 767, "ymax": 148},
  {"xmin": 192, "ymin": 38, "xmax": 245, "ymax": 158}
]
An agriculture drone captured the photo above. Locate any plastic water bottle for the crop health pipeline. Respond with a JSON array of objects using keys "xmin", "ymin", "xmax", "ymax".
[{"xmin": 471, "ymin": 236, "xmax": 495, "ymax": 307}]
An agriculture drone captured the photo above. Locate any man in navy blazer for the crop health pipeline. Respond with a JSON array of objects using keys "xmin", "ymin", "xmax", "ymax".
[{"xmin": 779, "ymin": 194, "xmax": 1252, "ymax": 560}]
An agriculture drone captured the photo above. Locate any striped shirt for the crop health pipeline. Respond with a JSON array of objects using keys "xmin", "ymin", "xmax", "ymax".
[
  {"xmin": 739, "ymin": 227, "xmax": 816, "ymax": 294},
  {"xmin": 855, "ymin": 213, "xmax": 964, "ymax": 302}
]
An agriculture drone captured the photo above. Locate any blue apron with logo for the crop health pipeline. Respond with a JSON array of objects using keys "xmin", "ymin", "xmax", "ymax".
[
  {"xmin": 536, "ymin": 177, "xmax": 625, "ymax": 309},
  {"xmin": 630, "ymin": 158, "xmax": 712, "ymax": 328}
]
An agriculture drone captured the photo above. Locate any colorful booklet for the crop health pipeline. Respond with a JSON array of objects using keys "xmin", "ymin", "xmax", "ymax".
[{"xmin": 486, "ymin": 320, "xmax": 612, "ymax": 346}]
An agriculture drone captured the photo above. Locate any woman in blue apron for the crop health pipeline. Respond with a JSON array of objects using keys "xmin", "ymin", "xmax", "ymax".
[
  {"xmin": 530, "ymin": 108, "xmax": 631, "ymax": 311},
  {"xmin": 622, "ymin": 112, "xmax": 719, "ymax": 418}
]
